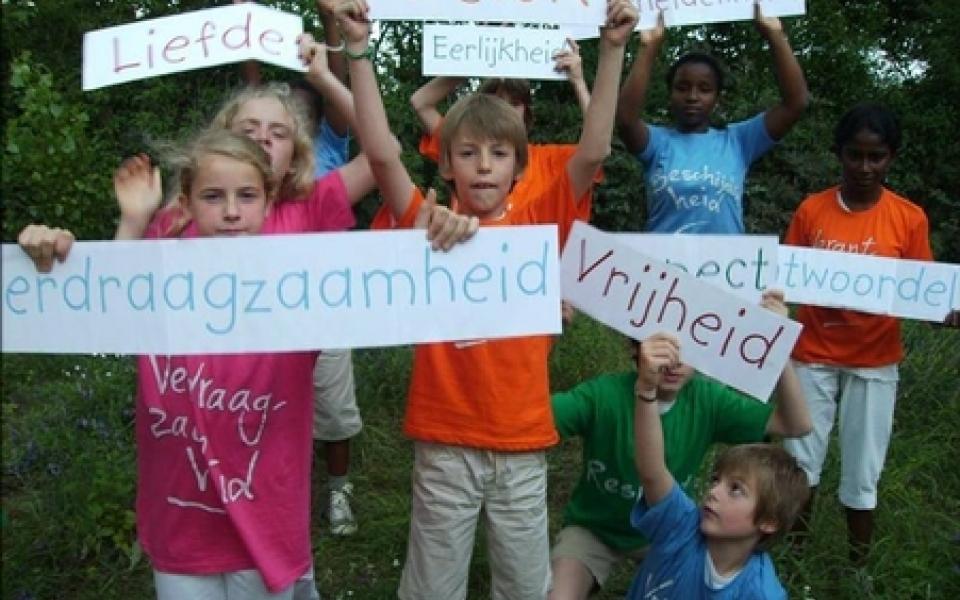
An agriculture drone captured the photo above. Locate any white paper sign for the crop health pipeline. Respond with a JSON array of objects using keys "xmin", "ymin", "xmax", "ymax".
[
  {"xmin": 776, "ymin": 245, "xmax": 960, "ymax": 322},
  {"xmin": 368, "ymin": 0, "xmax": 606, "ymax": 26},
  {"xmin": 561, "ymin": 222, "xmax": 800, "ymax": 400},
  {"xmin": 83, "ymin": 4, "xmax": 304, "ymax": 91},
  {"xmin": 1, "ymin": 228, "xmax": 561, "ymax": 355},
  {"xmin": 617, "ymin": 233, "xmax": 778, "ymax": 301},
  {"xmin": 637, "ymin": 0, "xmax": 806, "ymax": 29},
  {"xmin": 423, "ymin": 24, "xmax": 568, "ymax": 80}
]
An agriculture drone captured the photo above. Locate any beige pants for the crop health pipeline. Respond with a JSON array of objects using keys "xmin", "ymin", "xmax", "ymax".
[
  {"xmin": 312, "ymin": 349, "xmax": 361, "ymax": 441},
  {"xmin": 398, "ymin": 443, "xmax": 551, "ymax": 600}
]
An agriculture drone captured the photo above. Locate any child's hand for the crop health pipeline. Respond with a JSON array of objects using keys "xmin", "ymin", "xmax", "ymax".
[
  {"xmin": 562, "ymin": 301, "xmax": 576, "ymax": 326},
  {"xmin": 753, "ymin": 1, "xmax": 783, "ymax": 39},
  {"xmin": 601, "ymin": 0, "xmax": 639, "ymax": 47},
  {"xmin": 414, "ymin": 188, "xmax": 480, "ymax": 252},
  {"xmin": 640, "ymin": 10, "xmax": 666, "ymax": 47},
  {"xmin": 760, "ymin": 288, "xmax": 788, "ymax": 318},
  {"xmin": 553, "ymin": 38, "xmax": 584, "ymax": 82},
  {"xmin": 298, "ymin": 33, "xmax": 331, "ymax": 77},
  {"xmin": 334, "ymin": 0, "xmax": 371, "ymax": 46},
  {"xmin": 114, "ymin": 154, "xmax": 163, "ymax": 229},
  {"xmin": 316, "ymin": 0, "xmax": 337, "ymax": 16},
  {"xmin": 635, "ymin": 332, "xmax": 681, "ymax": 396},
  {"xmin": 18, "ymin": 224, "xmax": 75, "ymax": 273}
]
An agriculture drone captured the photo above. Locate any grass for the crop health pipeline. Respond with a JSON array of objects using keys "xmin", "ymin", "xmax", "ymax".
[{"xmin": 2, "ymin": 318, "xmax": 959, "ymax": 599}]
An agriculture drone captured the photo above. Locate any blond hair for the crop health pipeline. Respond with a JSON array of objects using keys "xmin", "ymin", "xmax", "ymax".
[
  {"xmin": 163, "ymin": 130, "xmax": 276, "ymax": 236},
  {"xmin": 438, "ymin": 93, "xmax": 529, "ymax": 178},
  {"xmin": 210, "ymin": 83, "xmax": 315, "ymax": 200},
  {"xmin": 712, "ymin": 443, "xmax": 810, "ymax": 551}
]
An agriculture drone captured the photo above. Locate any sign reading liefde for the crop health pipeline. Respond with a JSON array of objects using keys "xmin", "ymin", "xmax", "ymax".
[
  {"xmin": 637, "ymin": 0, "xmax": 805, "ymax": 29},
  {"xmin": 423, "ymin": 24, "xmax": 568, "ymax": 80},
  {"xmin": 776, "ymin": 245, "xmax": 960, "ymax": 322},
  {"xmin": 616, "ymin": 233, "xmax": 778, "ymax": 301},
  {"xmin": 83, "ymin": 4, "xmax": 304, "ymax": 91},
  {"xmin": 561, "ymin": 222, "xmax": 800, "ymax": 401},
  {"xmin": 368, "ymin": 0, "xmax": 605, "ymax": 26},
  {"xmin": 2, "ymin": 228, "xmax": 561, "ymax": 355}
]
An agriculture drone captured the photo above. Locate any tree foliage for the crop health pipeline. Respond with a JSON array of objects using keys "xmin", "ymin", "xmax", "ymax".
[{"xmin": 2, "ymin": 0, "xmax": 958, "ymax": 259}]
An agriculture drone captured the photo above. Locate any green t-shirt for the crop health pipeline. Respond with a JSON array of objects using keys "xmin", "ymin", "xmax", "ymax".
[{"xmin": 551, "ymin": 371, "xmax": 772, "ymax": 552}]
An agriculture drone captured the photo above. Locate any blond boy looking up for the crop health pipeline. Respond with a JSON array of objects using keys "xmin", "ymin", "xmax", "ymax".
[{"xmin": 334, "ymin": 0, "xmax": 638, "ymax": 597}]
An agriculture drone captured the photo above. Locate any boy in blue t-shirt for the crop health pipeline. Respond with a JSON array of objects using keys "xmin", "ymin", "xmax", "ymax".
[{"xmin": 628, "ymin": 332, "xmax": 809, "ymax": 599}]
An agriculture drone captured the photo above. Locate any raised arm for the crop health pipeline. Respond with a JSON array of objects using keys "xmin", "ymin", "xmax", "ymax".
[
  {"xmin": 634, "ymin": 332, "xmax": 681, "ymax": 506},
  {"xmin": 755, "ymin": 5, "xmax": 809, "ymax": 141},
  {"xmin": 760, "ymin": 289, "xmax": 813, "ymax": 437},
  {"xmin": 409, "ymin": 76, "xmax": 466, "ymax": 136},
  {"xmin": 616, "ymin": 11, "xmax": 665, "ymax": 155},
  {"xmin": 337, "ymin": 2, "xmax": 414, "ymax": 219},
  {"xmin": 113, "ymin": 154, "xmax": 163, "ymax": 240},
  {"xmin": 317, "ymin": 0, "xmax": 351, "ymax": 136},
  {"xmin": 299, "ymin": 33, "xmax": 356, "ymax": 131},
  {"xmin": 567, "ymin": 0, "xmax": 637, "ymax": 199},
  {"xmin": 554, "ymin": 38, "xmax": 590, "ymax": 113}
]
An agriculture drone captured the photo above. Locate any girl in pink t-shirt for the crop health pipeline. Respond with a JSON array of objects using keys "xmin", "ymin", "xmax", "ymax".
[{"xmin": 18, "ymin": 123, "xmax": 474, "ymax": 598}]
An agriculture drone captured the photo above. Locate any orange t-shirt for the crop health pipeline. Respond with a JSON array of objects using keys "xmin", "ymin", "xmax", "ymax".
[
  {"xmin": 419, "ymin": 121, "xmax": 599, "ymax": 221},
  {"xmin": 375, "ymin": 174, "xmax": 587, "ymax": 450},
  {"xmin": 785, "ymin": 186, "xmax": 933, "ymax": 366}
]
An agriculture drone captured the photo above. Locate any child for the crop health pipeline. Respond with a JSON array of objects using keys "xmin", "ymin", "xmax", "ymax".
[
  {"xmin": 628, "ymin": 332, "xmax": 809, "ymax": 599},
  {"xmin": 781, "ymin": 102, "xmax": 959, "ymax": 565},
  {"xmin": 548, "ymin": 290, "xmax": 811, "ymax": 599},
  {"xmin": 408, "ymin": 39, "xmax": 596, "ymax": 220},
  {"xmin": 616, "ymin": 5, "xmax": 808, "ymax": 233},
  {"xmin": 336, "ymin": 0, "xmax": 637, "ymax": 596}
]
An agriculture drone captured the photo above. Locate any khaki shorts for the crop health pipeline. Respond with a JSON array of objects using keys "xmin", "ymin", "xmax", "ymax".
[
  {"xmin": 551, "ymin": 525, "xmax": 647, "ymax": 588},
  {"xmin": 398, "ymin": 443, "xmax": 550, "ymax": 600},
  {"xmin": 312, "ymin": 349, "xmax": 362, "ymax": 441}
]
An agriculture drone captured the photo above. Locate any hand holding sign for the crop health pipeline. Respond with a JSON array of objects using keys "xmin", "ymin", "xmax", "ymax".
[
  {"xmin": 17, "ymin": 225, "xmax": 75, "ymax": 274},
  {"xmin": 754, "ymin": 2, "xmax": 785, "ymax": 40},
  {"xmin": 634, "ymin": 332, "xmax": 682, "ymax": 399},
  {"xmin": 602, "ymin": 0, "xmax": 640, "ymax": 47},
  {"xmin": 414, "ymin": 189, "xmax": 480, "ymax": 252}
]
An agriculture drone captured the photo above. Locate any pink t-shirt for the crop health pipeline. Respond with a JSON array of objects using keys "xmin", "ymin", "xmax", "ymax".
[{"xmin": 137, "ymin": 173, "xmax": 353, "ymax": 591}]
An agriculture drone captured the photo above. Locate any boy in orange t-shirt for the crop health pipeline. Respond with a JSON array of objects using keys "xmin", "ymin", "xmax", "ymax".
[
  {"xmin": 335, "ymin": 0, "xmax": 637, "ymax": 597},
  {"xmin": 782, "ymin": 103, "xmax": 958, "ymax": 567}
]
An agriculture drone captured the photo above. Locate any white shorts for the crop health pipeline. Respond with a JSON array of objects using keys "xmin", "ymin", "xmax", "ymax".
[
  {"xmin": 154, "ymin": 565, "xmax": 319, "ymax": 600},
  {"xmin": 398, "ymin": 443, "xmax": 551, "ymax": 600},
  {"xmin": 783, "ymin": 361, "xmax": 898, "ymax": 510},
  {"xmin": 312, "ymin": 349, "xmax": 362, "ymax": 441}
]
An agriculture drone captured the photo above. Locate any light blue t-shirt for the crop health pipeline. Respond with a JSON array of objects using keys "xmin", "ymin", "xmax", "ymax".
[
  {"xmin": 313, "ymin": 117, "xmax": 350, "ymax": 177},
  {"xmin": 626, "ymin": 484, "xmax": 786, "ymax": 600},
  {"xmin": 638, "ymin": 113, "xmax": 775, "ymax": 234}
]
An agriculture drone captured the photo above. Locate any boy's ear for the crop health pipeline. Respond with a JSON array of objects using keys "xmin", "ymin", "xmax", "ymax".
[{"xmin": 757, "ymin": 518, "xmax": 779, "ymax": 536}]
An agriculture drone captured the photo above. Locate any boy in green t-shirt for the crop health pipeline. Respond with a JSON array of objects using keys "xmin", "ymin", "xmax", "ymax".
[{"xmin": 548, "ymin": 290, "xmax": 811, "ymax": 599}]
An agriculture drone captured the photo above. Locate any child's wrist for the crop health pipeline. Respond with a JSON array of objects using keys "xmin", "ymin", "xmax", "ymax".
[{"xmin": 634, "ymin": 384, "xmax": 658, "ymax": 403}]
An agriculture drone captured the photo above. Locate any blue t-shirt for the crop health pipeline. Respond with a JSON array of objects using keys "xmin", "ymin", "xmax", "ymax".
[
  {"xmin": 313, "ymin": 118, "xmax": 350, "ymax": 177},
  {"xmin": 638, "ymin": 113, "xmax": 775, "ymax": 234},
  {"xmin": 626, "ymin": 484, "xmax": 786, "ymax": 600}
]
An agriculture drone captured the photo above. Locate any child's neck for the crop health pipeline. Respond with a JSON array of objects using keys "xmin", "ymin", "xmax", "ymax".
[{"xmin": 705, "ymin": 534, "xmax": 760, "ymax": 576}]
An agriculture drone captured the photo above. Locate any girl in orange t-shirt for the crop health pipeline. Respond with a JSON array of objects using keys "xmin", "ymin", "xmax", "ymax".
[{"xmin": 782, "ymin": 103, "xmax": 959, "ymax": 566}]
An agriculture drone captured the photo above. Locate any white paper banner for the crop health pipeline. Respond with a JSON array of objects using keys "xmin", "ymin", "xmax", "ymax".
[
  {"xmin": 616, "ymin": 233, "xmax": 778, "ymax": 301},
  {"xmin": 776, "ymin": 245, "xmax": 960, "ymax": 322},
  {"xmin": 562, "ymin": 222, "xmax": 799, "ymax": 400},
  {"xmin": 83, "ymin": 4, "xmax": 304, "ymax": 91},
  {"xmin": 2, "ymin": 228, "xmax": 561, "ymax": 355},
  {"xmin": 637, "ymin": 0, "xmax": 805, "ymax": 29},
  {"xmin": 568, "ymin": 0, "xmax": 806, "ymax": 39},
  {"xmin": 423, "ymin": 24, "xmax": 568, "ymax": 80},
  {"xmin": 368, "ymin": 0, "xmax": 606, "ymax": 26}
]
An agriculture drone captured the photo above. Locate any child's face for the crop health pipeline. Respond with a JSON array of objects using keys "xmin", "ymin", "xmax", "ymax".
[
  {"xmin": 657, "ymin": 363, "xmax": 695, "ymax": 398},
  {"xmin": 838, "ymin": 127, "xmax": 894, "ymax": 199},
  {"xmin": 442, "ymin": 133, "xmax": 520, "ymax": 220},
  {"xmin": 700, "ymin": 471, "xmax": 775, "ymax": 541},
  {"xmin": 231, "ymin": 97, "xmax": 296, "ymax": 182},
  {"xmin": 180, "ymin": 154, "xmax": 269, "ymax": 237},
  {"xmin": 668, "ymin": 62, "xmax": 719, "ymax": 133}
]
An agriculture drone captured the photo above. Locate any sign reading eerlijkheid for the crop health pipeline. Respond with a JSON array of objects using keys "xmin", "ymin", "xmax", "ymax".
[
  {"xmin": 775, "ymin": 245, "xmax": 960, "ymax": 322},
  {"xmin": 368, "ymin": 0, "xmax": 606, "ymax": 26},
  {"xmin": 83, "ymin": 3, "xmax": 304, "ymax": 91},
  {"xmin": 562, "ymin": 222, "xmax": 800, "ymax": 401},
  {"xmin": 1, "ymin": 227, "xmax": 562, "ymax": 355},
  {"xmin": 423, "ymin": 24, "xmax": 568, "ymax": 80},
  {"xmin": 616, "ymin": 233, "xmax": 778, "ymax": 302}
]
